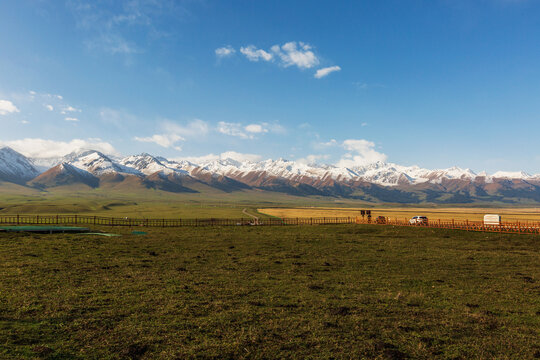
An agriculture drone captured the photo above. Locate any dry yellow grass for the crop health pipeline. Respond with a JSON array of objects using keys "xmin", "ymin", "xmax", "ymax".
[{"xmin": 258, "ymin": 207, "xmax": 540, "ymax": 223}]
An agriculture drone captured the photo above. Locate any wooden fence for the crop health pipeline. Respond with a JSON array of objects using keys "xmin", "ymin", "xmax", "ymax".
[
  {"xmin": 359, "ymin": 217, "xmax": 540, "ymax": 235},
  {"xmin": 0, "ymin": 214, "xmax": 538, "ymax": 235},
  {"xmin": 0, "ymin": 214, "xmax": 354, "ymax": 227}
]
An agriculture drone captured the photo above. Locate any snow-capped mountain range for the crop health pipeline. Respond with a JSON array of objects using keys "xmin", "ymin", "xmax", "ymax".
[{"xmin": 1, "ymin": 146, "xmax": 539, "ymax": 203}]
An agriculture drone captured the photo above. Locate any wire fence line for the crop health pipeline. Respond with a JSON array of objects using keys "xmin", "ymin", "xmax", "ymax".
[{"xmin": 0, "ymin": 214, "xmax": 539, "ymax": 235}]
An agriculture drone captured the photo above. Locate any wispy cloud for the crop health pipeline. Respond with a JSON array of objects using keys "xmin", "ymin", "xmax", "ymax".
[
  {"xmin": 314, "ymin": 65, "xmax": 341, "ymax": 79},
  {"xmin": 61, "ymin": 105, "xmax": 82, "ymax": 114},
  {"xmin": 319, "ymin": 139, "xmax": 338, "ymax": 147},
  {"xmin": 134, "ymin": 119, "xmax": 209, "ymax": 150},
  {"xmin": 64, "ymin": 117, "xmax": 79, "ymax": 122},
  {"xmin": 217, "ymin": 122, "xmax": 285, "ymax": 139},
  {"xmin": 353, "ymin": 82, "xmax": 386, "ymax": 90},
  {"xmin": 215, "ymin": 45, "xmax": 235, "ymax": 58},
  {"xmin": 85, "ymin": 33, "xmax": 139, "ymax": 55},
  {"xmin": 67, "ymin": 0, "xmax": 188, "ymax": 56},
  {"xmin": 217, "ymin": 122, "xmax": 253, "ymax": 139},
  {"xmin": 240, "ymin": 45, "xmax": 273, "ymax": 62},
  {"xmin": 297, "ymin": 154, "xmax": 330, "ymax": 165},
  {"xmin": 177, "ymin": 151, "xmax": 263, "ymax": 164},
  {"xmin": 135, "ymin": 133, "xmax": 184, "ymax": 151}
]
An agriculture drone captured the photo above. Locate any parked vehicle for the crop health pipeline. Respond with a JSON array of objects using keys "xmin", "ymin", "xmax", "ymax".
[
  {"xmin": 375, "ymin": 216, "xmax": 387, "ymax": 224},
  {"xmin": 483, "ymin": 214, "xmax": 501, "ymax": 226},
  {"xmin": 409, "ymin": 216, "xmax": 428, "ymax": 225}
]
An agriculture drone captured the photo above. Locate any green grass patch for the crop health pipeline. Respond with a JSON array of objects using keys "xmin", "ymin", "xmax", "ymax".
[{"xmin": 0, "ymin": 225, "xmax": 538, "ymax": 359}]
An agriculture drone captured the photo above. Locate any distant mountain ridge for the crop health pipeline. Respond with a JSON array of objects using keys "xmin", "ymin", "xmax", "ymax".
[{"xmin": 1, "ymin": 146, "xmax": 539, "ymax": 204}]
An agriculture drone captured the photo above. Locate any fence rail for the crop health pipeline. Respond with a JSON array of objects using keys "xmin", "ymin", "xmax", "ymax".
[
  {"xmin": 0, "ymin": 214, "xmax": 355, "ymax": 227},
  {"xmin": 0, "ymin": 215, "xmax": 539, "ymax": 235},
  {"xmin": 360, "ymin": 218, "xmax": 540, "ymax": 235}
]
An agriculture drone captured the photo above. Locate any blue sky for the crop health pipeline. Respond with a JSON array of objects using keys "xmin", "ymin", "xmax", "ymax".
[{"xmin": 0, "ymin": 0, "xmax": 539, "ymax": 172}]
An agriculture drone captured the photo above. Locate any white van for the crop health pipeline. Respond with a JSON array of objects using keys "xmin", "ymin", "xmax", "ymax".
[{"xmin": 484, "ymin": 214, "xmax": 501, "ymax": 226}]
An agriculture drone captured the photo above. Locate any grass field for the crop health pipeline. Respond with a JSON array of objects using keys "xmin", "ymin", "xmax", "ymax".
[
  {"xmin": 259, "ymin": 206, "xmax": 540, "ymax": 223},
  {"xmin": 0, "ymin": 192, "xmax": 277, "ymax": 219},
  {"xmin": 1, "ymin": 225, "xmax": 538, "ymax": 359}
]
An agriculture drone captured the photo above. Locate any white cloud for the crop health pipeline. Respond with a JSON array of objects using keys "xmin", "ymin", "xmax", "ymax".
[
  {"xmin": 240, "ymin": 45, "xmax": 273, "ymax": 62},
  {"xmin": 235, "ymin": 41, "xmax": 340, "ymax": 74},
  {"xmin": 245, "ymin": 124, "xmax": 267, "ymax": 134},
  {"xmin": 264, "ymin": 122, "xmax": 287, "ymax": 134},
  {"xmin": 134, "ymin": 133, "xmax": 184, "ymax": 151},
  {"xmin": 217, "ymin": 122, "xmax": 284, "ymax": 139},
  {"xmin": 319, "ymin": 139, "xmax": 338, "ymax": 147},
  {"xmin": 61, "ymin": 105, "xmax": 81, "ymax": 114},
  {"xmin": 0, "ymin": 100, "xmax": 20, "ymax": 115},
  {"xmin": 134, "ymin": 119, "xmax": 209, "ymax": 150},
  {"xmin": 45, "ymin": 104, "xmax": 54, "ymax": 111},
  {"xmin": 336, "ymin": 139, "xmax": 387, "ymax": 168},
  {"xmin": 215, "ymin": 45, "xmax": 235, "ymax": 58},
  {"xmin": 0, "ymin": 138, "xmax": 119, "ymax": 158},
  {"xmin": 314, "ymin": 66, "xmax": 341, "ymax": 79},
  {"xmin": 178, "ymin": 151, "xmax": 262, "ymax": 164},
  {"xmin": 65, "ymin": 117, "xmax": 79, "ymax": 122},
  {"xmin": 272, "ymin": 42, "xmax": 319, "ymax": 69},
  {"xmin": 162, "ymin": 119, "xmax": 209, "ymax": 137},
  {"xmin": 218, "ymin": 122, "xmax": 252, "ymax": 139},
  {"xmin": 297, "ymin": 154, "xmax": 330, "ymax": 165}
]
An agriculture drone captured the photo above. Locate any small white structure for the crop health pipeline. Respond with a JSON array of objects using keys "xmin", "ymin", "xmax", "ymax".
[{"xmin": 484, "ymin": 214, "xmax": 501, "ymax": 226}]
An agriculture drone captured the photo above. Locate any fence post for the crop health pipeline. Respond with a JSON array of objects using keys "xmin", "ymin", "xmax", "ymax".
[{"xmin": 17, "ymin": 214, "xmax": 19, "ymax": 225}]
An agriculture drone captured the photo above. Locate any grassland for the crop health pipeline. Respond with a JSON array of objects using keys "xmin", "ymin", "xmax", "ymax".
[
  {"xmin": 0, "ymin": 225, "xmax": 538, "ymax": 359},
  {"xmin": 259, "ymin": 206, "xmax": 540, "ymax": 223},
  {"xmin": 0, "ymin": 191, "xmax": 281, "ymax": 219}
]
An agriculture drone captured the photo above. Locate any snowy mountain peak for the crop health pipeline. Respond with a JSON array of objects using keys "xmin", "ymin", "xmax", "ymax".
[
  {"xmin": 1, "ymin": 146, "xmax": 538, "ymax": 189},
  {"xmin": 61, "ymin": 149, "xmax": 139, "ymax": 176},
  {"xmin": 0, "ymin": 147, "xmax": 39, "ymax": 182},
  {"xmin": 491, "ymin": 171, "xmax": 532, "ymax": 179},
  {"xmin": 119, "ymin": 154, "xmax": 189, "ymax": 176}
]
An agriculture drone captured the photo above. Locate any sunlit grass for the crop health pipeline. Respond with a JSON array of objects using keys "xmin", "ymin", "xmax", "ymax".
[{"xmin": 0, "ymin": 225, "xmax": 538, "ymax": 358}]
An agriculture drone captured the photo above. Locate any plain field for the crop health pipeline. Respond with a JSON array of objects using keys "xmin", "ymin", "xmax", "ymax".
[{"xmin": 0, "ymin": 225, "xmax": 539, "ymax": 359}]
